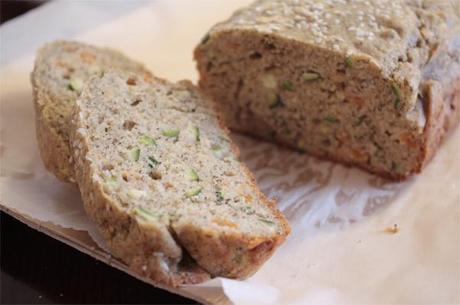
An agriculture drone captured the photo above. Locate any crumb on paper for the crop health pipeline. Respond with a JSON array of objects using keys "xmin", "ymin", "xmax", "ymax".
[{"xmin": 384, "ymin": 224, "xmax": 399, "ymax": 234}]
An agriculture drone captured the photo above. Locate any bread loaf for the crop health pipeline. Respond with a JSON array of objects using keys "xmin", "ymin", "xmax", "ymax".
[{"xmin": 195, "ymin": 0, "xmax": 460, "ymax": 179}]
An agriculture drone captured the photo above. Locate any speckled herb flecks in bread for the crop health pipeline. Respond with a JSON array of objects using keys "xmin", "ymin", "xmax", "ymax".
[
  {"xmin": 31, "ymin": 40, "xmax": 151, "ymax": 182},
  {"xmin": 195, "ymin": 0, "xmax": 460, "ymax": 180},
  {"xmin": 70, "ymin": 70, "xmax": 290, "ymax": 286}
]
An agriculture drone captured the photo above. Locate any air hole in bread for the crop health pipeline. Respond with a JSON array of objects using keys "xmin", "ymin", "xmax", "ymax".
[
  {"xmin": 131, "ymin": 99, "xmax": 142, "ymax": 106},
  {"xmin": 264, "ymin": 42, "xmax": 275, "ymax": 50},
  {"xmin": 127, "ymin": 77, "xmax": 137, "ymax": 86},
  {"xmin": 102, "ymin": 163, "xmax": 114, "ymax": 171},
  {"xmin": 249, "ymin": 52, "xmax": 262, "ymax": 59},
  {"xmin": 123, "ymin": 120, "xmax": 136, "ymax": 131}
]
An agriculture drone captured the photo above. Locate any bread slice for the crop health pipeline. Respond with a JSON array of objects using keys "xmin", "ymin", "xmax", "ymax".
[
  {"xmin": 69, "ymin": 70, "xmax": 290, "ymax": 286},
  {"xmin": 195, "ymin": 0, "xmax": 460, "ymax": 180},
  {"xmin": 31, "ymin": 40, "xmax": 151, "ymax": 182}
]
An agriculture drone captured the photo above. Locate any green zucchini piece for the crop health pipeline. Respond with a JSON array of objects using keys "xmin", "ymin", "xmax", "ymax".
[
  {"xmin": 139, "ymin": 135, "xmax": 157, "ymax": 146},
  {"xmin": 185, "ymin": 187, "xmax": 202, "ymax": 198},
  {"xmin": 130, "ymin": 148, "xmax": 140, "ymax": 161},
  {"xmin": 68, "ymin": 78, "xmax": 83, "ymax": 92},
  {"xmin": 187, "ymin": 168, "xmax": 200, "ymax": 181},
  {"xmin": 162, "ymin": 129, "xmax": 180, "ymax": 138}
]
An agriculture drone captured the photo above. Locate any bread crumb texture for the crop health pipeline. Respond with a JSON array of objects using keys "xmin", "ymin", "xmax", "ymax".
[{"xmin": 70, "ymin": 70, "xmax": 290, "ymax": 286}]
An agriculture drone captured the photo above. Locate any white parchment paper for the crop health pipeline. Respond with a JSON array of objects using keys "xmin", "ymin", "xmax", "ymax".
[{"xmin": 1, "ymin": 1, "xmax": 459, "ymax": 305}]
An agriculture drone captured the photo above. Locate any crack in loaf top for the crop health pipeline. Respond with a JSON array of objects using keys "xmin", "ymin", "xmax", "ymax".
[{"xmin": 210, "ymin": 0, "xmax": 459, "ymax": 76}]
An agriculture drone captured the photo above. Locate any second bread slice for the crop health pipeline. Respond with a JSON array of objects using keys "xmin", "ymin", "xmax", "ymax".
[
  {"xmin": 31, "ymin": 40, "xmax": 151, "ymax": 183},
  {"xmin": 70, "ymin": 70, "xmax": 290, "ymax": 286}
]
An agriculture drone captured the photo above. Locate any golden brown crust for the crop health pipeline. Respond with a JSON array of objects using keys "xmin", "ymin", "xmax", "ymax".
[
  {"xmin": 173, "ymin": 223, "xmax": 285, "ymax": 278},
  {"xmin": 419, "ymin": 78, "xmax": 460, "ymax": 171},
  {"xmin": 31, "ymin": 75, "xmax": 76, "ymax": 183}
]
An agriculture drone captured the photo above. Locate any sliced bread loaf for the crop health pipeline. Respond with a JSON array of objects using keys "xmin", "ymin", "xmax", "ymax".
[
  {"xmin": 31, "ymin": 40, "xmax": 151, "ymax": 182},
  {"xmin": 195, "ymin": 0, "xmax": 460, "ymax": 180},
  {"xmin": 70, "ymin": 70, "xmax": 290, "ymax": 286}
]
